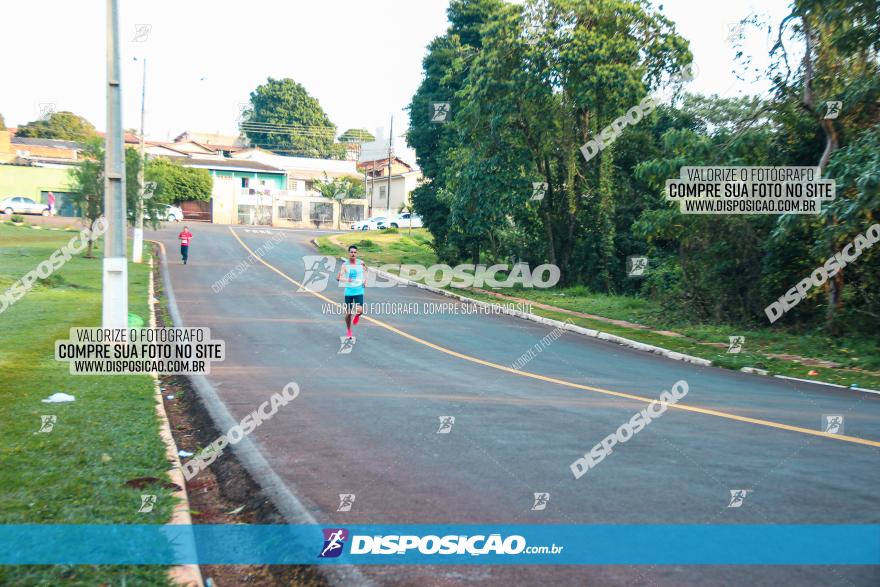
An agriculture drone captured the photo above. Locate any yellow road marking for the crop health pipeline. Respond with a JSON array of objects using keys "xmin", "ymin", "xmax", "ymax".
[{"xmin": 229, "ymin": 228, "xmax": 880, "ymax": 449}]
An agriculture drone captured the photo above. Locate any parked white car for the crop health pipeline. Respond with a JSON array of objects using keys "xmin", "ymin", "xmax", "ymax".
[
  {"xmin": 155, "ymin": 204, "xmax": 184, "ymax": 222},
  {"xmin": 350, "ymin": 216, "xmax": 387, "ymax": 231},
  {"xmin": 133, "ymin": 204, "xmax": 184, "ymax": 223},
  {"xmin": 1, "ymin": 196, "xmax": 50, "ymax": 216},
  {"xmin": 378, "ymin": 212, "xmax": 423, "ymax": 229}
]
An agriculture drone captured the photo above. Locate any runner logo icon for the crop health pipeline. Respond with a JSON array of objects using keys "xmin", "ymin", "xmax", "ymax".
[
  {"xmin": 823, "ymin": 414, "xmax": 844, "ymax": 434},
  {"xmin": 337, "ymin": 493, "xmax": 356, "ymax": 512},
  {"xmin": 319, "ymin": 528, "xmax": 349, "ymax": 558},
  {"xmin": 727, "ymin": 489, "xmax": 749, "ymax": 508},
  {"xmin": 437, "ymin": 416, "xmax": 455, "ymax": 433},
  {"xmin": 531, "ymin": 492, "xmax": 550, "ymax": 511},
  {"xmin": 300, "ymin": 256, "xmax": 335, "ymax": 292}
]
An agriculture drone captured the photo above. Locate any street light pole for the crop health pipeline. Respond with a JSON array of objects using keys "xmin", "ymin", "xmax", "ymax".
[
  {"xmin": 103, "ymin": 0, "xmax": 128, "ymax": 328},
  {"xmin": 133, "ymin": 57, "xmax": 146, "ymax": 263}
]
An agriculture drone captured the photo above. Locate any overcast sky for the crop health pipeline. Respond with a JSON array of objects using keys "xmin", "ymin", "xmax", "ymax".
[{"xmin": 1, "ymin": 0, "xmax": 792, "ymax": 163}]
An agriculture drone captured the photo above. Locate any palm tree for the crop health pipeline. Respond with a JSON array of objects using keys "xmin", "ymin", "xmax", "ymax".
[
  {"xmin": 398, "ymin": 200, "xmax": 416, "ymax": 236},
  {"xmin": 314, "ymin": 173, "xmax": 366, "ymax": 229}
]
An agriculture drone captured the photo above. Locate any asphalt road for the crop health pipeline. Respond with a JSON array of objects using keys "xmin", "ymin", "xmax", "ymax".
[{"xmin": 150, "ymin": 223, "xmax": 880, "ymax": 586}]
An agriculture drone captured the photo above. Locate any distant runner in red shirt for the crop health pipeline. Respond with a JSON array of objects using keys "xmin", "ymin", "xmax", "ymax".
[{"xmin": 178, "ymin": 226, "xmax": 193, "ymax": 265}]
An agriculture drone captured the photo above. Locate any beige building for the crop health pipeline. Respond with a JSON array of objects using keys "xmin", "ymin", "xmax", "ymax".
[{"xmin": 358, "ymin": 156, "xmax": 423, "ymax": 216}]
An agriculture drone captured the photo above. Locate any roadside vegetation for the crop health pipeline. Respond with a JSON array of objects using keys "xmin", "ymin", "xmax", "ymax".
[
  {"xmin": 0, "ymin": 222, "xmax": 173, "ymax": 585},
  {"xmin": 318, "ymin": 228, "xmax": 880, "ymax": 389},
  {"xmin": 404, "ymin": 0, "xmax": 879, "ymax": 347}
]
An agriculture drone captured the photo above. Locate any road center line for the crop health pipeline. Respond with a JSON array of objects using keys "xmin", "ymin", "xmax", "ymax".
[{"xmin": 229, "ymin": 227, "xmax": 880, "ymax": 449}]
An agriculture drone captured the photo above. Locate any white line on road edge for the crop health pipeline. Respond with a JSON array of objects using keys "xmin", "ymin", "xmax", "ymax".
[
  {"xmin": 149, "ymin": 253, "xmax": 204, "ymax": 587},
  {"xmin": 773, "ymin": 375, "xmax": 880, "ymax": 395},
  {"xmin": 152, "ymin": 240, "xmax": 374, "ymax": 587}
]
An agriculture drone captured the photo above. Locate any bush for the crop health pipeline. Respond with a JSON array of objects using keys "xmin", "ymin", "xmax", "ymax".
[
  {"xmin": 10, "ymin": 215, "xmax": 24, "ymax": 223},
  {"xmin": 354, "ymin": 239, "xmax": 380, "ymax": 251},
  {"xmin": 641, "ymin": 257, "xmax": 686, "ymax": 315}
]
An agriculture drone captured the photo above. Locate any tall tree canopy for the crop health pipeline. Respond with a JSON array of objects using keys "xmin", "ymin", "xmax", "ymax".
[
  {"xmin": 406, "ymin": 0, "xmax": 879, "ymax": 335},
  {"xmin": 338, "ymin": 128, "xmax": 376, "ymax": 144},
  {"xmin": 240, "ymin": 78, "xmax": 344, "ymax": 159},
  {"xmin": 408, "ymin": 0, "xmax": 690, "ymax": 284},
  {"xmin": 15, "ymin": 111, "xmax": 96, "ymax": 141}
]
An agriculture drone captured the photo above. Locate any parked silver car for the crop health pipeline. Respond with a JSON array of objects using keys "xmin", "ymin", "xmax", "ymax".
[{"xmin": 1, "ymin": 196, "xmax": 50, "ymax": 216}]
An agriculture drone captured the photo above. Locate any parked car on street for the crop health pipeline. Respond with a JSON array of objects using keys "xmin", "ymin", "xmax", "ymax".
[
  {"xmin": 350, "ymin": 216, "xmax": 387, "ymax": 231},
  {"xmin": 377, "ymin": 212, "xmax": 423, "ymax": 229},
  {"xmin": 1, "ymin": 196, "xmax": 50, "ymax": 216},
  {"xmin": 157, "ymin": 204, "xmax": 184, "ymax": 222},
  {"xmin": 129, "ymin": 204, "xmax": 185, "ymax": 223}
]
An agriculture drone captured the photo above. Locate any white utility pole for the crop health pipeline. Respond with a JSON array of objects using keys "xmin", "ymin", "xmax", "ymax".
[
  {"xmin": 103, "ymin": 0, "xmax": 128, "ymax": 328},
  {"xmin": 386, "ymin": 116, "xmax": 393, "ymax": 213},
  {"xmin": 133, "ymin": 57, "xmax": 146, "ymax": 263}
]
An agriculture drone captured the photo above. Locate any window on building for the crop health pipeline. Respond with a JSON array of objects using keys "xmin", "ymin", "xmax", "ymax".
[
  {"xmin": 241, "ymin": 177, "xmax": 249, "ymax": 188},
  {"xmin": 341, "ymin": 204, "xmax": 364, "ymax": 222},
  {"xmin": 305, "ymin": 181, "xmax": 315, "ymax": 192},
  {"xmin": 309, "ymin": 202, "xmax": 333, "ymax": 222},
  {"xmin": 287, "ymin": 177, "xmax": 298, "ymax": 191},
  {"xmin": 277, "ymin": 201, "xmax": 302, "ymax": 221},
  {"xmin": 379, "ymin": 186, "xmax": 387, "ymax": 199}
]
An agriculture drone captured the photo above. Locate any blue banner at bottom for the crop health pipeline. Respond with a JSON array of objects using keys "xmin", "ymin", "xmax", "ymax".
[{"xmin": 0, "ymin": 525, "xmax": 878, "ymax": 565}]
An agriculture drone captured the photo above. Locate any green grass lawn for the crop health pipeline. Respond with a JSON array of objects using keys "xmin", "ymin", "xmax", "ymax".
[
  {"xmin": 0, "ymin": 222, "xmax": 174, "ymax": 586},
  {"xmin": 317, "ymin": 228, "xmax": 436, "ymax": 266},
  {"xmin": 318, "ymin": 229, "xmax": 880, "ymax": 389}
]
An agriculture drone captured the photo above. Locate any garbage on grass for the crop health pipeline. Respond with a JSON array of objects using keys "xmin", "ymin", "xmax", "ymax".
[
  {"xmin": 42, "ymin": 393, "xmax": 75, "ymax": 403},
  {"xmin": 178, "ymin": 450, "xmax": 194, "ymax": 458}
]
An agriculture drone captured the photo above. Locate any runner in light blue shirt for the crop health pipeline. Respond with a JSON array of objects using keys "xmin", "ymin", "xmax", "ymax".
[{"xmin": 336, "ymin": 245, "xmax": 367, "ymax": 339}]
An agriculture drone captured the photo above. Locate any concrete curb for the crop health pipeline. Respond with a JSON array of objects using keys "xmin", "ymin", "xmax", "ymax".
[
  {"xmin": 152, "ymin": 239, "xmax": 373, "ymax": 587},
  {"xmin": 773, "ymin": 375, "xmax": 880, "ymax": 395},
  {"xmin": 316, "ymin": 237, "xmax": 880, "ymax": 393},
  {"xmin": 357, "ymin": 259, "xmax": 713, "ymax": 367},
  {"xmin": 148, "ymin": 253, "xmax": 204, "ymax": 587}
]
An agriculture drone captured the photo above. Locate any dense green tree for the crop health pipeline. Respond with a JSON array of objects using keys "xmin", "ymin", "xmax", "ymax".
[
  {"xmin": 633, "ymin": 96, "xmax": 781, "ymax": 321},
  {"xmin": 406, "ymin": 0, "xmax": 879, "ymax": 336},
  {"xmin": 406, "ymin": 0, "xmax": 506, "ymax": 262},
  {"xmin": 749, "ymin": 0, "xmax": 880, "ymax": 331},
  {"xmin": 241, "ymin": 78, "xmax": 344, "ymax": 159},
  {"xmin": 15, "ymin": 111, "xmax": 96, "ymax": 142},
  {"xmin": 67, "ymin": 139, "xmax": 105, "ymax": 258},
  {"xmin": 145, "ymin": 158, "xmax": 213, "ymax": 203},
  {"xmin": 421, "ymin": 0, "xmax": 690, "ymax": 286}
]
